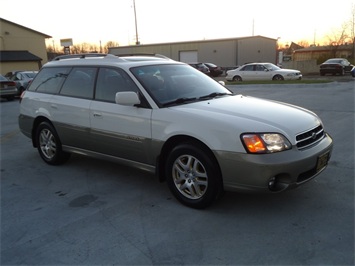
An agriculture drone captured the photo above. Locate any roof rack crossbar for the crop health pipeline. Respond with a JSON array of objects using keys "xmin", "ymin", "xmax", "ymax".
[
  {"xmin": 53, "ymin": 53, "xmax": 109, "ymax": 61},
  {"xmin": 113, "ymin": 53, "xmax": 170, "ymax": 59}
]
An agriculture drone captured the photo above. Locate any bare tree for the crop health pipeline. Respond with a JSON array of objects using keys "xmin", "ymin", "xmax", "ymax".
[
  {"xmin": 297, "ymin": 40, "xmax": 310, "ymax": 48},
  {"xmin": 104, "ymin": 41, "xmax": 119, "ymax": 53},
  {"xmin": 350, "ymin": 3, "xmax": 355, "ymax": 61},
  {"xmin": 323, "ymin": 4, "xmax": 355, "ymax": 59}
]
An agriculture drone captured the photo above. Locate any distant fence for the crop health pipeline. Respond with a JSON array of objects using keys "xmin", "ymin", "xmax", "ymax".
[{"xmin": 282, "ymin": 59, "xmax": 319, "ymax": 75}]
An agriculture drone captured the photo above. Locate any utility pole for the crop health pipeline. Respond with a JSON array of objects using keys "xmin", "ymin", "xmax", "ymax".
[{"xmin": 133, "ymin": 0, "xmax": 140, "ymax": 45}]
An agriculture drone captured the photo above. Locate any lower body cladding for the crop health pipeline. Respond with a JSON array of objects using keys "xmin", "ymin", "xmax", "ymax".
[{"xmin": 215, "ymin": 134, "xmax": 333, "ymax": 193}]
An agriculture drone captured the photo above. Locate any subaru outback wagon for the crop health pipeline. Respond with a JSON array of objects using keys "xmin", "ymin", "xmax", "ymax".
[{"xmin": 19, "ymin": 53, "xmax": 333, "ymax": 209}]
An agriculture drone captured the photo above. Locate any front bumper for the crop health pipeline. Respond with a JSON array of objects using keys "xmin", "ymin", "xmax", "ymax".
[{"xmin": 215, "ymin": 133, "xmax": 333, "ymax": 193}]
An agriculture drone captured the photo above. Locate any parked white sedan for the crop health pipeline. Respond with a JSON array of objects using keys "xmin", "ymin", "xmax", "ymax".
[{"xmin": 226, "ymin": 63, "xmax": 302, "ymax": 81}]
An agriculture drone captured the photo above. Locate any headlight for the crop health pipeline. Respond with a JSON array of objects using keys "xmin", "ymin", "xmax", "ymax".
[{"xmin": 241, "ymin": 133, "xmax": 292, "ymax": 154}]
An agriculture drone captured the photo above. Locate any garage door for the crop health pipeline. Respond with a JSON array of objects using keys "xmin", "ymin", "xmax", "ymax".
[{"xmin": 179, "ymin": 51, "xmax": 198, "ymax": 63}]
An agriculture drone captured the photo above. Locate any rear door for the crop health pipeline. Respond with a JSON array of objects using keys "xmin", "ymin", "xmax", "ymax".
[{"xmin": 50, "ymin": 67, "xmax": 96, "ymax": 149}]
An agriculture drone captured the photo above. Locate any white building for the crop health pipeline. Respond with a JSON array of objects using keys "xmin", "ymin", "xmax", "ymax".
[{"xmin": 109, "ymin": 35, "xmax": 277, "ymax": 68}]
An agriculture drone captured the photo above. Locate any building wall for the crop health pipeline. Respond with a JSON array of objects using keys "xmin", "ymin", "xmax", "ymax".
[
  {"xmin": 237, "ymin": 38, "xmax": 277, "ymax": 65},
  {"xmin": 109, "ymin": 36, "xmax": 277, "ymax": 68},
  {"xmin": 293, "ymin": 45, "xmax": 354, "ymax": 63},
  {"xmin": 283, "ymin": 60, "xmax": 319, "ymax": 74},
  {"xmin": 197, "ymin": 40, "xmax": 237, "ymax": 66},
  {"xmin": 1, "ymin": 62, "xmax": 39, "ymax": 75},
  {"xmin": 0, "ymin": 19, "xmax": 49, "ymax": 73}
]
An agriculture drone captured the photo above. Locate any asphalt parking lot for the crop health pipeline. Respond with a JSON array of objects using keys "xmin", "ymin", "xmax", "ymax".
[{"xmin": 1, "ymin": 78, "xmax": 354, "ymax": 265}]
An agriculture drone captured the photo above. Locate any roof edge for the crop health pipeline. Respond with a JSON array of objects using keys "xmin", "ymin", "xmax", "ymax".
[{"xmin": 0, "ymin": 17, "xmax": 52, "ymax": 38}]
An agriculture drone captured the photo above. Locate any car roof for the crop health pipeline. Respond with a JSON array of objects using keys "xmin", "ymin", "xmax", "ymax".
[
  {"xmin": 243, "ymin": 62, "xmax": 274, "ymax": 65},
  {"xmin": 45, "ymin": 53, "xmax": 182, "ymax": 69}
]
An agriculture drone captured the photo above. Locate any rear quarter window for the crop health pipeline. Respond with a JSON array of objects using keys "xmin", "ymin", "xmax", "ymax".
[{"xmin": 28, "ymin": 67, "xmax": 71, "ymax": 94}]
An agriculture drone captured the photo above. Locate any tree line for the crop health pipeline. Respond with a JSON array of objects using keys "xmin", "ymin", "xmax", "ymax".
[{"xmin": 46, "ymin": 41, "xmax": 119, "ymax": 55}]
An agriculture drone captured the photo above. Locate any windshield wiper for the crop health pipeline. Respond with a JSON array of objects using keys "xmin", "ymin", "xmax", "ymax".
[
  {"xmin": 199, "ymin": 92, "xmax": 230, "ymax": 100},
  {"xmin": 162, "ymin": 97, "xmax": 197, "ymax": 107}
]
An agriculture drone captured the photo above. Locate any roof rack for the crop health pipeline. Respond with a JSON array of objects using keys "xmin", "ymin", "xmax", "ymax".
[
  {"xmin": 113, "ymin": 53, "xmax": 171, "ymax": 59},
  {"xmin": 51, "ymin": 53, "xmax": 171, "ymax": 62},
  {"xmin": 52, "ymin": 53, "xmax": 113, "ymax": 61}
]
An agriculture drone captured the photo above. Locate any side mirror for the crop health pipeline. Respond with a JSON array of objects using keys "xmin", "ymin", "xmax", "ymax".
[
  {"xmin": 218, "ymin": 80, "xmax": 225, "ymax": 86},
  {"xmin": 115, "ymin": 91, "xmax": 140, "ymax": 106}
]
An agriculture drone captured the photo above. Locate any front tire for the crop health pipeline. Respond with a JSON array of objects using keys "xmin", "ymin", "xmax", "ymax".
[
  {"xmin": 36, "ymin": 121, "xmax": 70, "ymax": 165},
  {"xmin": 273, "ymin": 74, "xmax": 284, "ymax": 81},
  {"xmin": 165, "ymin": 142, "xmax": 223, "ymax": 209},
  {"xmin": 233, "ymin": 75, "xmax": 242, "ymax": 82}
]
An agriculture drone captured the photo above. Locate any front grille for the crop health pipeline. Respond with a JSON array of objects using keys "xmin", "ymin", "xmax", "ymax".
[{"xmin": 296, "ymin": 125, "xmax": 325, "ymax": 149}]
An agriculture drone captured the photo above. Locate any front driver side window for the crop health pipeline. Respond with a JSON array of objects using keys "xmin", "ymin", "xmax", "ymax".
[{"xmin": 95, "ymin": 67, "xmax": 138, "ymax": 103}]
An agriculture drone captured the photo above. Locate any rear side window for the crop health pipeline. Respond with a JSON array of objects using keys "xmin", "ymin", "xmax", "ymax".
[
  {"xmin": 28, "ymin": 67, "xmax": 70, "ymax": 94},
  {"xmin": 60, "ymin": 67, "xmax": 96, "ymax": 99},
  {"xmin": 241, "ymin": 65, "xmax": 254, "ymax": 71}
]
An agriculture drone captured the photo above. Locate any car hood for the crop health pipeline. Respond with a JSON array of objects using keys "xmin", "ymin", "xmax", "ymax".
[
  {"xmin": 172, "ymin": 94, "xmax": 320, "ymax": 138},
  {"xmin": 274, "ymin": 68, "xmax": 300, "ymax": 73}
]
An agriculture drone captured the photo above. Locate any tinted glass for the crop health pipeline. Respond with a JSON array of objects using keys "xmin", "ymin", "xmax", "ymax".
[
  {"xmin": 95, "ymin": 67, "xmax": 139, "ymax": 102},
  {"xmin": 28, "ymin": 67, "xmax": 70, "ymax": 94},
  {"xmin": 255, "ymin": 65, "xmax": 265, "ymax": 71},
  {"xmin": 131, "ymin": 64, "xmax": 231, "ymax": 106},
  {"xmin": 23, "ymin": 72, "xmax": 37, "ymax": 78},
  {"xmin": 242, "ymin": 65, "xmax": 255, "ymax": 71},
  {"xmin": 60, "ymin": 67, "xmax": 96, "ymax": 99}
]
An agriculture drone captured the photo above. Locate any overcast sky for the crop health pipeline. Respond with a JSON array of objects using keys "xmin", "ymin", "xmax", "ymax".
[{"xmin": 1, "ymin": 0, "xmax": 354, "ymax": 47}]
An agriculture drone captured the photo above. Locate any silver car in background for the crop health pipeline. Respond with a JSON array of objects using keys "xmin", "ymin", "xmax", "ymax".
[{"xmin": 5, "ymin": 70, "xmax": 38, "ymax": 95}]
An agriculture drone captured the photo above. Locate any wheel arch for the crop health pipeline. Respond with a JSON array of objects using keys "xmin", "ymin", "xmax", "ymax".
[
  {"xmin": 157, "ymin": 134, "xmax": 222, "ymax": 183},
  {"xmin": 31, "ymin": 116, "xmax": 55, "ymax": 147},
  {"xmin": 233, "ymin": 75, "xmax": 242, "ymax": 81},
  {"xmin": 272, "ymin": 74, "xmax": 284, "ymax": 80}
]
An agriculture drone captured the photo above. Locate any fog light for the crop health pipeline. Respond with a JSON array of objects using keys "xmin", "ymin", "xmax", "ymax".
[{"xmin": 268, "ymin": 177, "xmax": 276, "ymax": 190}]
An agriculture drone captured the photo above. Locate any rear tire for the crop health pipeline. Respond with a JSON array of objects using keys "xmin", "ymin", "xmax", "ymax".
[
  {"xmin": 233, "ymin": 75, "xmax": 242, "ymax": 82},
  {"xmin": 5, "ymin": 96, "xmax": 14, "ymax": 101},
  {"xmin": 35, "ymin": 121, "xmax": 70, "ymax": 165},
  {"xmin": 165, "ymin": 142, "xmax": 223, "ymax": 209}
]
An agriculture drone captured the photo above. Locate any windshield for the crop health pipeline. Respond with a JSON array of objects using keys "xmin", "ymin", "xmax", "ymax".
[
  {"xmin": 325, "ymin": 59, "xmax": 342, "ymax": 64},
  {"xmin": 131, "ymin": 64, "xmax": 232, "ymax": 107},
  {"xmin": 24, "ymin": 72, "xmax": 37, "ymax": 78},
  {"xmin": 264, "ymin": 63, "xmax": 280, "ymax": 71}
]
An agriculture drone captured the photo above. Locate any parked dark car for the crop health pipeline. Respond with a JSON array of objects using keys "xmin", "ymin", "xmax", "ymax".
[
  {"xmin": 319, "ymin": 58, "xmax": 353, "ymax": 76},
  {"xmin": 0, "ymin": 74, "xmax": 18, "ymax": 101},
  {"xmin": 5, "ymin": 70, "xmax": 38, "ymax": 95},
  {"xmin": 188, "ymin": 63, "xmax": 210, "ymax": 75},
  {"xmin": 204, "ymin": 63, "xmax": 223, "ymax": 77},
  {"xmin": 351, "ymin": 66, "xmax": 355, "ymax": 77}
]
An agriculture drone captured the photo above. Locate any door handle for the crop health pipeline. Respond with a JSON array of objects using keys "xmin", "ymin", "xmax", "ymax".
[{"xmin": 93, "ymin": 112, "xmax": 102, "ymax": 117}]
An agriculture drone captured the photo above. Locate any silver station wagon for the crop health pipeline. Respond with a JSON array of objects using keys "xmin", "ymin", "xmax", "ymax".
[{"xmin": 19, "ymin": 54, "xmax": 333, "ymax": 209}]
